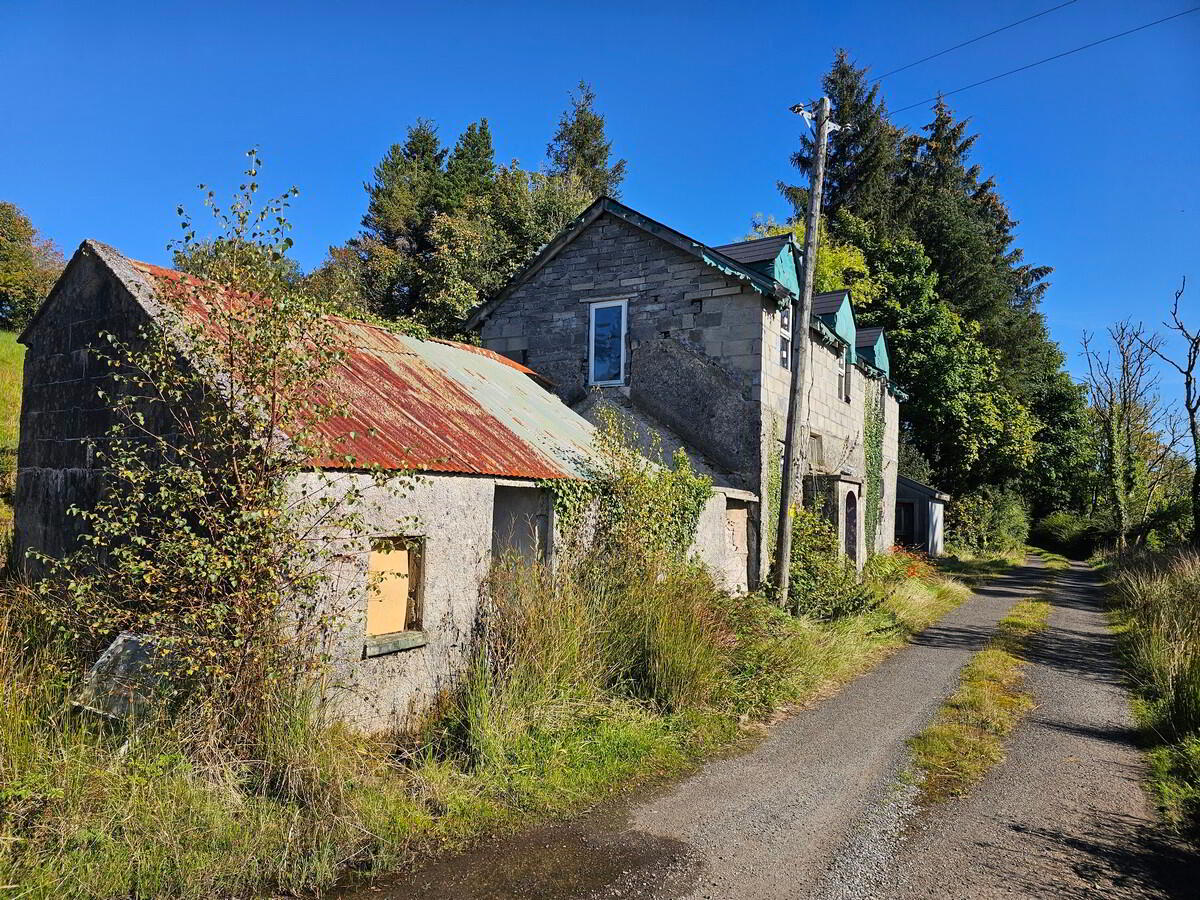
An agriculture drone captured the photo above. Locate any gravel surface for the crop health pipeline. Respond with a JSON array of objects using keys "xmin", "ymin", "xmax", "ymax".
[
  {"xmin": 335, "ymin": 560, "xmax": 1198, "ymax": 899},
  {"xmin": 870, "ymin": 561, "xmax": 1198, "ymax": 899}
]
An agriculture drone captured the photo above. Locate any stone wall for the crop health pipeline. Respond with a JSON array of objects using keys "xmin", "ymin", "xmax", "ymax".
[
  {"xmin": 297, "ymin": 470, "xmax": 496, "ymax": 731},
  {"xmin": 479, "ymin": 211, "xmax": 768, "ymax": 486},
  {"xmin": 14, "ymin": 248, "xmax": 151, "ymax": 566},
  {"xmin": 880, "ymin": 391, "xmax": 900, "ymax": 552}
]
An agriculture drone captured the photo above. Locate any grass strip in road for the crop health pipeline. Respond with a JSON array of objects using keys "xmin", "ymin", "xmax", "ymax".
[
  {"xmin": 908, "ymin": 596, "xmax": 1052, "ymax": 804},
  {"xmin": 1029, "ymin": 546, "xmax": 1070, "ymax": 571}
]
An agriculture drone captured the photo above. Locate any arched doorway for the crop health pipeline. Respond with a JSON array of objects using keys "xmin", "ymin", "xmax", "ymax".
[{"xmin": 845, "ymin": 491, "xmax": 858, "ymax": 565}]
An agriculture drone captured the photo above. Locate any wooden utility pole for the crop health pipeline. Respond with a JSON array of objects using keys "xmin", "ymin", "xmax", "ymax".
[{"xmin": 774, "ymin": 96, "xmax": 833, "ymax": 604}]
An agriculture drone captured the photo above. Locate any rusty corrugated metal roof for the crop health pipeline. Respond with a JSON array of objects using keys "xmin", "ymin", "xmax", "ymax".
[{"xmin": 119, "ymin": 253, "xmax": 594, "ymax": 480}]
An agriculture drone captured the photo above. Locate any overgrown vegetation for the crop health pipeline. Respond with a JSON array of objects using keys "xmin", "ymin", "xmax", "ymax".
[
  {"xmin": 1107, "ymin": 551, "xmax": 1200, "ymax": 837},
  {"xmin": 908, "ymin": 596, "xmax": 1051, "ymax": 803},
  {"xmin": 0, "ymin": 329, "xmax": 22, "ymax": 558},
  {"xmin": 946, "ymin": 485, "xmax": 1030, "ymax": 555},
  {"xmin": 0, "ymin": 353, "xmax": 970, "ymax": 897}
]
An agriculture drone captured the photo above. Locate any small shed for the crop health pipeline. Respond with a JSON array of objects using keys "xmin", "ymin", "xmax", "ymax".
[{"xmin": 895, "ymin": 476, "xmax": 950, "ymax": 557}]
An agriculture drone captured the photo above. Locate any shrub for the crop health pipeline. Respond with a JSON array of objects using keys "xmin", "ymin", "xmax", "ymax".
[
  {"xmin": 947, "ymin": 487, "xmax": 1029, "ymax": 554},
  {"xmin": 1031, "ymin": 510, "xmax": 1102, "ymax": 559},
  {"xmin": 787, "ymin": 507, "xmax": 871, "ymax": 620}
]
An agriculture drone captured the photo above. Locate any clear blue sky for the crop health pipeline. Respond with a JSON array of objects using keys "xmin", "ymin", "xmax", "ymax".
[{"xmin": 3, "ymin": 1, "xmax": 1197, "ymax": 380}]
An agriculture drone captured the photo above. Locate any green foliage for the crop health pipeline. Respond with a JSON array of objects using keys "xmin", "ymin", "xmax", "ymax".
[
  {"xmin": 863, "ymin": 379, "xmax": 885, "ymax": 553},
  {"xmin": 787, "ymin": 506, "xmax": 869, "ymax": 620},
  {"xmin": 1110, "ymin": 551, "xmax": 1200, "ymax": 836},
  {"xmin": 546, "ymin": 80, "xmax": 627, "ymax": 199},
  {"xmin": 0, "ymin": 331, "xmax": 22, "ymax": 553},
  {"xmin": 946, "ymin": 486, "xmax": 1030, "ymax": 554},
  {"xmin": 898, "ymin": 431, "xmax": 933, "ymax": 484},
  {"xmin": 545, "ymin": 406, "xmax": 712, "ymax": 564},
  {"xmin": 782, "ymin": 49, "xmax": 900, "ymax": 228},
  {"xmin": 321, "ymin": 117, "xmax": 593, "ymax": 337},
  {"xmin": 323, "ymin": 87, "xmax": 622, "ymax": 337},
  {"xmin": 1032, "ymin": 511, "xmax": 1102, "ymax": 559},
  {"xmin": 0, "ymin": 202, "xmax": 65, "ymax": 331},
  {"xmin": 778, "ymin": 54, "xmax": 1089, "ymax": 507}
]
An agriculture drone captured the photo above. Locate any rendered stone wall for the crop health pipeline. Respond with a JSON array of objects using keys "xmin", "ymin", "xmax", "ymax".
[{"xmin": 296, "ymin": 470, "xmax": 497, "ymax": 731}]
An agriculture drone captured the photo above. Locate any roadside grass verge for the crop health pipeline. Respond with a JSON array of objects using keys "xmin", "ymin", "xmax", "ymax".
[
  {"xmin": 908, "ymin": 596, "xmax": 1051, "ymax": 804},
  {"xmin": 1105, "ymin": 550, "xmax": 1200, "ymax": 838},
  {"xmin": 935, "ymin": 547, "xmax": 1025, "ymax": 586},
  {"xmin": 0, "ymin": 556, "xmax": 970, "ymax": 898}
]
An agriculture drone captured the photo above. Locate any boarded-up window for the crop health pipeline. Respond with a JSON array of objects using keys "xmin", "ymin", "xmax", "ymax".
[{"xmin": 366, "ymin": 538, "xmax": 423, "ymax": 636}]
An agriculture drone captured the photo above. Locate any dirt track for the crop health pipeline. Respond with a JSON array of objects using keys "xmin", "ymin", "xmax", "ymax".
[{"xmin": 337, "ymin": 560, "xmax": 1198, "ymax": 900}]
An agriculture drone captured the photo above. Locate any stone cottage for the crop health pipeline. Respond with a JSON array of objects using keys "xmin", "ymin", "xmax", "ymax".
[
  {"xmin": 14, "ymin": 240, "xmax": 753, "ymax": 728},
  {"xmin": 467, "ymin": 197, "xmax": 903, "ymax": 581}
]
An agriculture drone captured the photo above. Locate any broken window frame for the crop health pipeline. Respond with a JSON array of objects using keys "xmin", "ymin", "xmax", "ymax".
[{"xmin": 364, "ymin": 536, "xmax": 426, "ymax": 656}]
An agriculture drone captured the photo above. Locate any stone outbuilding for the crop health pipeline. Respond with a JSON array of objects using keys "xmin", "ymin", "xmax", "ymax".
[
  {"xmin": 895, "ymin": 475, "xmax": 950, "ymax": 557},
  {"xmin": 467, "ymin": 197, "xmax": 904, "ymax": 578},
  {"xmin": 14, "ymin": 240, "xmax": 754, "ymax": 729}
]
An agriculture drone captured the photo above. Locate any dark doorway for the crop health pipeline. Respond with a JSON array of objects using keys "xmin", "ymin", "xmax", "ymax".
[
  {"xmin": 845, "ymin": 491, "xmax": 858, "ymax": 565},
  {"xmin": 896, "ymin": 501, "xmax": 915, "ymax": 546}
]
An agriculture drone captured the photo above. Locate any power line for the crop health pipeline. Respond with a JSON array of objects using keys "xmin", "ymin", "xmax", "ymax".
[
  {"xmin": 871, "ymin": 0, "xmax": 1081, "ymax": 83},
  {"xmin": 890, "ymin": 6, "xmax": 1200, "ymax": 115}
]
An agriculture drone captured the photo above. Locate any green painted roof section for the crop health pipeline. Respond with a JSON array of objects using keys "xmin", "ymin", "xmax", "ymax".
[
  {"xmin": 812, "ymin": 290, "xmax": 857, "ymax": 363},
  {"xmin": 855, "ymin": 327, "xmax": 890, "ymax": 378}
]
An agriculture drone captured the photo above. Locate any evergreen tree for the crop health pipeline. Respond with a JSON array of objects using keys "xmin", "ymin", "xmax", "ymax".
[
  {"xmin": 782, "ymin": 50, "xmax": 900, "ymax": 229},
  {"xmin": 547, "ymin": 80, "xmax": 627, "ymax": 199},
  {"xmin": 443, "ymin": 119, "xmax": 496, "ymax": 208}
]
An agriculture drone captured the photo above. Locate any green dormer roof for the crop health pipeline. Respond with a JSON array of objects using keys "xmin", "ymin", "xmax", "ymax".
[
  {"xmin": 855, "ymin": 326, "xmax": 890, "ymax": 378},
  {"xmin": 710, "ymin": 234, "xmax": 801, "ymax": 297},
  {"xmin": 811, "ymin": 290, "xmax": 857, "ymax": 362}
]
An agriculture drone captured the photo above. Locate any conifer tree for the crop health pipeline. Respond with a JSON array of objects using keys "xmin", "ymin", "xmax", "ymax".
[
  {"xmin": 782, "ymin": 50, "xmax": 899, "ymax": 229},
  {"xmin": 547, "ymin": 80, "xmax": 627, "ymax": 199},
  {"xmin": 444, "ymin": 119, "xmax": 496, "ymax": 208}
]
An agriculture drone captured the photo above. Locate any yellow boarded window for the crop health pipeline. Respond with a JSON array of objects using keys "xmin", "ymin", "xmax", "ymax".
[{"xmin": 366, "ymin": 538, "xmax": 423, "ymax": 637}]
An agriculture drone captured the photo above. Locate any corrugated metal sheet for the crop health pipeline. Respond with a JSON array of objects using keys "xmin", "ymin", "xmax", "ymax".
[{"xmin": 127, "ymin": 259, "xmax": 593, "ymax": 480}]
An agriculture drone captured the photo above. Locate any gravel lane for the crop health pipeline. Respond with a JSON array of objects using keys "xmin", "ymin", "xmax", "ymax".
[
  {"xmin": 868, "ymin": 561, "xmax": 1199, "ymax": 899},
  {"xmin": 340, "ymin": 561, "xmax": 1052, "ymax": 900},
  {"xmin": 337, "ymin": 560, "xmax": 1199, "ymax": 900}
]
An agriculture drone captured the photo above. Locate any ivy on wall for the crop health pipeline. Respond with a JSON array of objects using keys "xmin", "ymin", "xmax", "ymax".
[
  {"xmin": 540, "ymin": 406, "xmax": 713, "ymax": 560},
  {"xmin": 863, "ymin": 378, "xmax": 886, "ymax": 555}
]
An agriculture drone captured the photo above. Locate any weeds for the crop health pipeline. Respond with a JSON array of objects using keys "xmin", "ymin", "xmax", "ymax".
[
  {"xmin": 0, "ymin": 550, "xmax": 970, "ymax": 898},
  {"xmin": 936, "ymin": 546, "xmax": 1025, "ymax": 586},
  {"xmin": 908, "ymin": 596, "xmax": 1051, "ymax": 804},
  {"xmin": 1108, "ymin": 550, "xmax": 1200, "ymax": 835}
]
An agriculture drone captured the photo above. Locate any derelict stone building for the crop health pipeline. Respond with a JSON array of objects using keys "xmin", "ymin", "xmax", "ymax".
[
  {"xmin": 469, "ymin": 198, "xmax": 903, "ymax": 581},
  {"xmin": 13, "ymin": 240, "xmax": 754, "ymax": 729}
]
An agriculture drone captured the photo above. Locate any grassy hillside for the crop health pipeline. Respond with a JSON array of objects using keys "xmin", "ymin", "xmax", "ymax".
[{"xmin": 1, "ymin": 330, "xmax": 24, "ymax": 542}]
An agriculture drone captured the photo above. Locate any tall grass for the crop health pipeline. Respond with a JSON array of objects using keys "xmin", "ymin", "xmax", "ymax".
[
  {"xmin": 0, "ymin": 330, "xmax": 23, "ymax": 559},
  {"xmin": 1109, "ymin": 550, "xmax": 1200, "ymax": 835},
  {"xmin": 0, "ymin": 549, "xmax": 970, "ymax": 898}
]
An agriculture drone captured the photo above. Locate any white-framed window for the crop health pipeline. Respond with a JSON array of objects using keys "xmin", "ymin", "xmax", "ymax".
[
  {"xmin": 839, "ymin": 346, "xmax": 852, "ymax": 402},
  {"xmin": 589, "ymin": 299, "xmax": 627, "ymax": 385},
  {"xmin": 780, "ymin": 336, "xmax": 790, "ymax": 369}
]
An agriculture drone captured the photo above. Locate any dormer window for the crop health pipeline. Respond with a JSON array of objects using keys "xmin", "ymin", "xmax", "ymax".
[{"xmin": 589, "ymin": 299, "xmax": 627, "ymax": 385}]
